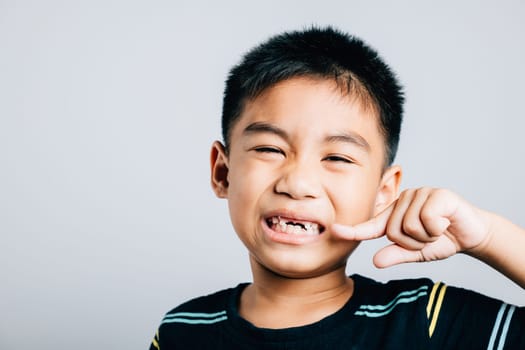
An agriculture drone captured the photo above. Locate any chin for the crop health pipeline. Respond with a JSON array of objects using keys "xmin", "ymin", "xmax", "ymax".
[
  {"xmin": 257, "ymin": 253, "xmax": 349, "ymax": 279},
  {"xmin": 248, "ymin": 240, "xmax": 360, "ymax": 280}
]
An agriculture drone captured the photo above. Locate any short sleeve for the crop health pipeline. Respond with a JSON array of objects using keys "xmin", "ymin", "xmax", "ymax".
[{"xmin": 426, "ymin": 281, "xmax": 525, "ymax": 349}]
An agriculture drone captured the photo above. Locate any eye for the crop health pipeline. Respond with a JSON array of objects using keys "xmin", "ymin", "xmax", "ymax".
[
  {"xmin": 323, "ymin": 155, "xmax": 354, "ymax": 164},
  {"xmin": 253, "ymin": 146, "xmax": 283, "ymax": 154}
]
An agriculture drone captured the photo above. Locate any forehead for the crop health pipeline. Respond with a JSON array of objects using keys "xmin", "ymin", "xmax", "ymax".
[{"xmin": 231, "ymin": 77, "xmax": 384, "ymax": 148}]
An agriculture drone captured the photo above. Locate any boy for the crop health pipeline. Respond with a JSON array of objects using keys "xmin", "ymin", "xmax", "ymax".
[{"xmin": 150, "ymin": 27, "xmax": 524, "ymax": 349}]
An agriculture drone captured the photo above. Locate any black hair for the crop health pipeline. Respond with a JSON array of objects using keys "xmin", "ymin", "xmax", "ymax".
[{"xmin": 221, "ymin": 26, "xmax": 404, "ymax": 166}]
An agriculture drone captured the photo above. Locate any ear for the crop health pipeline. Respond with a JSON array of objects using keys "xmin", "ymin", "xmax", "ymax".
[
  {"xmin": 373, "ymin": 165, "xmax": 402, "ymax": 215},
  {"xmin": 210, "ymin": 141, "xmax": 229, "ymax": 198}
]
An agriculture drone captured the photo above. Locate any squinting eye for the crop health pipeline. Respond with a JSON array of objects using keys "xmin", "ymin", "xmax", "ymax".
[
  {"xmin": 324, "ymin": 155, "xmax": 354, "ymax": 164},
  {"xmin": 254, "ymin": 147, "xmax": 283, "ymax": 154}
]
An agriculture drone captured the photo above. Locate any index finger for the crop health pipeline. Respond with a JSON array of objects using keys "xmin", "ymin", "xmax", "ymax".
[{"xmin": 331, "ymin": 204, "xmax": 394, "ymax": 241}]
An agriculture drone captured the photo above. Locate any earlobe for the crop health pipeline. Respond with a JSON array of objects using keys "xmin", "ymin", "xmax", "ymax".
[
  {"xmin": 374, "ymin": 165, "xmax": 402, "ymax": 215},
  {"xmin": 210, "ymin": 141, "xmax": 229, "ymax": 198}
]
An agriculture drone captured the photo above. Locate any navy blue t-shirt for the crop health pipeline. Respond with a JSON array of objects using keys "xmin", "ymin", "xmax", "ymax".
[{"xmin": 149, "ymin": 275, "xmax": 524, "ymax": 349}]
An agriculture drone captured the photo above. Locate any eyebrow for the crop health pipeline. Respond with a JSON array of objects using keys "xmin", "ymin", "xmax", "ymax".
[
  {"xmin": 242, "ymin": 121, "xmax": 370, "ymax": 151},
  {"xmin": 242, "ymin": 122, "xmax": 290, "ymax": 142},
  {"xmin": 325, "ymin": 132, "xmax": 370, "ymax": 151}
]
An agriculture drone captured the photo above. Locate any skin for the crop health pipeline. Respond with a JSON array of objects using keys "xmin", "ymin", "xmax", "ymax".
[
  {"xmin": 210, "ymin": 77, "xmax": 525, "ymax": 329},
  {"xmin": 332, "ymin": 188, "xmax": 525, "ymax": 288}
]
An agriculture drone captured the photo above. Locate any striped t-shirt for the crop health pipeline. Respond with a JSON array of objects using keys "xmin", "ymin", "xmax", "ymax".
[{"xmin": 149, "ymin": 275, "xmax": 524, "ymax": 349}]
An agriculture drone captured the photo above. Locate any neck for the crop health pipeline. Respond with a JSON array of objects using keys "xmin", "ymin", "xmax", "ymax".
[{"xmin": 239, "ymin": 255, "xmax": 354, "ymax": 328}]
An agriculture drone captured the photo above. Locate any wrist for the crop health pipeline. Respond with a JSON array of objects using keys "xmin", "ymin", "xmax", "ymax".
[{"xmin": 463, "ymin": 208, "xmax": 495, "ymax": 259}]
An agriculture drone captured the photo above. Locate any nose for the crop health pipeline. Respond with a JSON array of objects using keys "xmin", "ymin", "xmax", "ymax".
[{"xmin": 274, "ymin": 157, "xmax": 322, "ymax": 200}]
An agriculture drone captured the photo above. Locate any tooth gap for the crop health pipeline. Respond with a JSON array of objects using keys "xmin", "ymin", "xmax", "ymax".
[{"xmin": 286, "ymin": 222, "xmax": 305, "ymax": 229}]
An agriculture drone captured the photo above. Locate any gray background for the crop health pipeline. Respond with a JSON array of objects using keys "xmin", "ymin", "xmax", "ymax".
[{"xmin": 1, "ymin": 0, "xmax": 524, "ymax": 349}]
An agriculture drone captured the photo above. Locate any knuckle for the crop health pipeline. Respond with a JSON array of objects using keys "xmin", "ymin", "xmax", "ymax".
[
  {"xmin": 402, "ymin": 221, "xmax": 421, "ymax": 235},
  {"xmin": 419, "ymin": 208, "xmax": 435, "ymax": 223},
  {"xmin": 385, "ymin": 226, "xmax": 402, "ymax": 241}
]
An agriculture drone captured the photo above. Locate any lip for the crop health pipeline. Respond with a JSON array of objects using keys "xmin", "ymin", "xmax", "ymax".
[{"xmin": 261, "ymin": 210, "xmax": 326, "ymax": 245}]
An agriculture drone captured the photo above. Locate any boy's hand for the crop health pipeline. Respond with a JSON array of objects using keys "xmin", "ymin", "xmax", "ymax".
[{"xmin": 332, "ymin": 188, "xmax": 492, "ymax": 268}]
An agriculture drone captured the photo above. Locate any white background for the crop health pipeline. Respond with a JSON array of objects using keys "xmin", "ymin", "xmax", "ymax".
[{"xmin": 1, "ymin": 1, "xmax": 524, "ymax": 349}]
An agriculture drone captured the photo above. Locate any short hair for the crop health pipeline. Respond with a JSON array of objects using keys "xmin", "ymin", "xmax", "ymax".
[{"xmin": 221, "ymin": 26, "xmax": 404, "ymax": 166}]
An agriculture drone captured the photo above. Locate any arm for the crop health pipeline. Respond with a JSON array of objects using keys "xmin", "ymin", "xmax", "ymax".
[
  {"xmin": 469, "ymin": 210, "xmax": 525, "ymax": 288},
  {"xmin": 332, "ymin": 188, "xmax": 525, "ymax": 288}
]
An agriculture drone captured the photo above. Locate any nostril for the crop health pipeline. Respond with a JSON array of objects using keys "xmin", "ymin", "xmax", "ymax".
[{"xmin": 273, "ymin": 162, "xmax": 322, "ymax": 200}]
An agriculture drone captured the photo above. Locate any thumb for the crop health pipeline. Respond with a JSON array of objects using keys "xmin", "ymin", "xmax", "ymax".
[
  {"xmin": 373, "ymin": 244, "xmax": 424, "ymax": 268},
  {"xmin": 331, "ymin": 204, "xmax": 394, "ymax": 241}
]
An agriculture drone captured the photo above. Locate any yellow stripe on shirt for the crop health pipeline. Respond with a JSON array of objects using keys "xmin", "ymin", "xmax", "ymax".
[
  {"xmin": 152, "ymin": 337, "xmax": 160, "ymax": 350},
  {"xmin": 151, "ymin": 329, "xmax": 160, "ymax": 350},
  {"xmin": 428, "ymin": 283, "xmax": 447, "ymax": 337},
  {"xmin": 426, "ymin": 282, "xmax": 440, "ymax": 318}
]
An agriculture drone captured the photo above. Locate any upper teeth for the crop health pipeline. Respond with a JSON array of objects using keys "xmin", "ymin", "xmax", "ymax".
[{"xmin": 269, "ymin": 216, "xmax": 320, "ymax": 235}]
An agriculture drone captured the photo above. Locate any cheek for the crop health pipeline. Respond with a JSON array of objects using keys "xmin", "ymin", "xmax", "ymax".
[
  {"xmin": 226, "ymin": 161, "xmax": 272, "ymax": 218},
  {"xmin": 327, "ymin": 174, "xmax": 378, "ymax": 224},
  {"xmin": 226, "ymin": 175, "xmax": 253, "ymax": 245}
]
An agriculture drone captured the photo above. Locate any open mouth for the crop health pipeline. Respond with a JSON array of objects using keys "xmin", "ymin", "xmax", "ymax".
[{"xmin": 265, "ymin": 216, "xmax": 325, "ymax": 236}]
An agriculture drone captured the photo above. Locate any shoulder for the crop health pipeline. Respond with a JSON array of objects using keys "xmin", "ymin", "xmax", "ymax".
[
  {"xmin": 422, "ymin": 282, "xmax": 524, "ymax": 348},
  {"xmin": 161, "ymin": 284, "xmax": 242, "ymax": 323},
  {"xmin": 351, "ymin": 274, "xmax": 434, "ymax": 323},
  {"xmin": 352, "ymin": 275, "xmax": 525, "ymax": 349},
  {"xmin": 352, "ymin": 274, "xmax": 434, "ymax": 305},
  {"xmin": 150, "ymin": 284, "xmax": 245, "ymax": 350}
]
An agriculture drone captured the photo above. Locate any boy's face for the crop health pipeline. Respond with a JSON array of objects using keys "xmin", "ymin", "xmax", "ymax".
[{"xmin": 211, "ymin": 77, "xmax": 400, "ymax": 278}]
